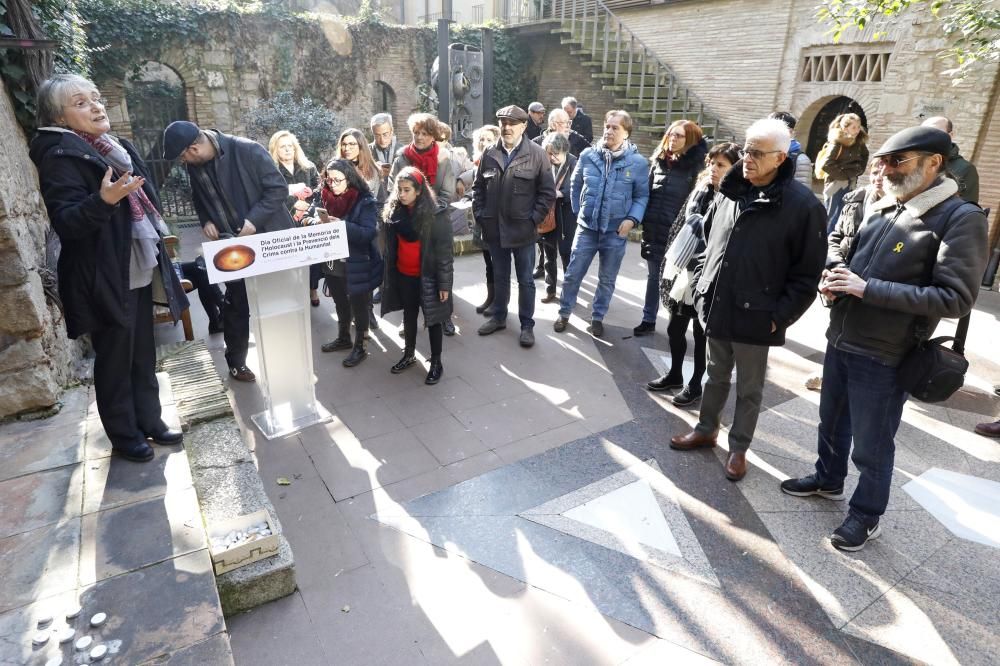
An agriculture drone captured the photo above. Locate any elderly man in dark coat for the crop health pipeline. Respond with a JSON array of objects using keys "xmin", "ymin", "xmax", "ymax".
[
  {"xmin": 162, "ymin": 120, "xmax": 294, "ymax": 383},
  {"xmin": 670, "ymin": 117, "xmax": 827, "ymax": 482},
  {"xmin": 473, "ymin": 105, "xmax": 556, "ymax": 348}
]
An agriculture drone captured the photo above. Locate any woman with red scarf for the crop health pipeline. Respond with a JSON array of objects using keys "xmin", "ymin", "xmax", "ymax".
[
  {"xmin": 318, "ymin": 158, "xmax": 382, "ymax": 367},
  {"xmin": 30, "ymin": 74, "xmax": 188, "ymax": 463},
  {"xmin": 380, "ymin": 167, "xmax": 454, "ymax": 385}
]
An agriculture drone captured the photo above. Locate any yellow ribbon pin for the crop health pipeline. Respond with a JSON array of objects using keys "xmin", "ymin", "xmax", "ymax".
[{"xmin": 892, "ymin": 242, "xmax": 904, "ymax": 253}]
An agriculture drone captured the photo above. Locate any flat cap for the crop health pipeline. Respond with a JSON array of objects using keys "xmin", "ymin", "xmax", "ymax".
[
  {"xmin": 873, "ymin": 126, "xmax": 951, "ymax": 158},
  {"xmin": 496, "ymin": 105, "xmax": 528, "ymax": 123},
  {"xmin": 527, "ymin": 102, "xmax": 545, "ymax": 113},
  {"xmin": 162, "ymin": 120, "xmax": 201, "ymax": 160}
]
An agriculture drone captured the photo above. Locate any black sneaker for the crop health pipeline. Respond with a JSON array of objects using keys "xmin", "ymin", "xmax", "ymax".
[
  {"xmin": 830, "ymin": 515, "xmax": 882, "ymax": 552},
  {"xmin": 671, "ymin": 386, "xmax": 702, "ymax": 406},
  {"xmin": 588, "ymin": 320, "xmax": 604, "ymax": 337},
  {"xmin": 553, "ymin": 317, "xmax": 569, "ymax": 333},
  {"xmin": 633, "ymin": 321, "xmax": 655, "ymax": 336},
  {"xmin": 780, "ymin": 474, "xmax": 845, "ymax": 500},
  {"xmin": 646, "ymin": 375, "xmax": 684, "ymax": 392}
]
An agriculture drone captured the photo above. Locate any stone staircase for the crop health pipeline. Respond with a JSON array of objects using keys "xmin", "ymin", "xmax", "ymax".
[{"xmin": 514, "ymin": 3, "xmax": 736, "ymax": 154}]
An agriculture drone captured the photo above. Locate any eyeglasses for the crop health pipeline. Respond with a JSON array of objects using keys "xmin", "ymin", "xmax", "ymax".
[
  {"xmin": 874, "ymin": 154, "xmax": 922, "ymax": 169},
  {"xmin": 325, "ymin": 176, "xmax": 346, "ymax": 185},
  {"xmin": 739, "ymin": 148, "xmax": 781, "ymax": 162},
  {"xmin": 666, "ymin": 132, "xmax": 686, "ymax": 140},
  {"xmin": 341, "ymin": 141, "xmax": 359, "ymax": 148},
  {"xmin": 66, "ymin": 96, "xmax": 106, "ymax": 110}
]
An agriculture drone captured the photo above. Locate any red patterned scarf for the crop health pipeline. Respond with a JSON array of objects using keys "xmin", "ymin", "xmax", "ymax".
[
  {"xmin": 321, "ymin": 185, "xmax": 360, "ymax": 219},
  {"xmin": 73, "ymin": 130, "xmax": 160, "ymax": 224}
]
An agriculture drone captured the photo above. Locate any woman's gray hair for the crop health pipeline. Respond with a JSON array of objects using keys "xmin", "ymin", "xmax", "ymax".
[
  {"xmin": 745, "ymin": 117, "xmax": 792, "ymax": 153},
  {"xmin": 542, "ymin": 132, "xmax": 570, "ymax": 155},
  {"xmin": 36, "ymin": 73, "xmax": 98, "ymax": 127}
]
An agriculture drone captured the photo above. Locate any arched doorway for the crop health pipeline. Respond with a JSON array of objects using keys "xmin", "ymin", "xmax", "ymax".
[
  {"xmin": 124, "ymin": 63, "xmax": 196, "ymax": 219},
  {"xmin": 805, "ymin": 96, "xmax": 868, "ymax": 163}
]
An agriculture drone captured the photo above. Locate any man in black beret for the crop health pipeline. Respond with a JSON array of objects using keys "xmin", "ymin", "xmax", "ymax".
[
  {"xmin": 473, "ymin": 105, "xmax": 556, "ymax": 348},
  {"xmin": 781, "ymin": 126, "xmax": 989, "ymax": 551},
  {"xmin": 162, "ymin": 120, "xmax": 294, "ymax": 382}
]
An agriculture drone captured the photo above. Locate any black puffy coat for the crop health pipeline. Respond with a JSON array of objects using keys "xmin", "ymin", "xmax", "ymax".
[
  {"xmin": 641, "ymin": 138, "xmax": 708, "ymax": 258},
  {"xmin": 541, "ymin": 154, "xmax": 578, "ymax": 244},
  {"xmin": 339, "ymin": 193, "xmax": 384, "ymax": 296},
  {"xmin": 29, "ymin": 129, "xmax": 188, "ymax": 339},
  {"xmin": 381, "ymin": 204, "xmax": 454, "ymax": 326},
  {"xmin": 694, "ymin": 156, "xmax": 827, "ymax": 346}
]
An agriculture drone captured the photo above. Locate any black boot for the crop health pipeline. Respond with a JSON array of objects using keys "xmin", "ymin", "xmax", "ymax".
[
  {"xmin": 369, "ymin": 304, "xmax": 380, "ymax": 330},
  {"xmin": 391, "ymin": 349, "xmax": 417, "ymax": 374},
  {"xmin": 322, "ymin": 322, "xmax": 352, "ymax": 353},
  {"xmin": 476, "ymin": 282, "xmax": 495, "ymax": 315},
  {"xmin": 343, "ymin": 337, "xmax": 368, "ymax": 367},
  {"xmin": 425, "ymin": 357, "xmax": 443, "ymax": 385}
]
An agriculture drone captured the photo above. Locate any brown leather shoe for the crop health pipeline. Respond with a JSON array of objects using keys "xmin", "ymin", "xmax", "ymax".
[
  {"xmin": 974, "ymin": 420, "xmax": 1000, "ymax": 438},
  {"xmin": 670, "ymin": 430, "xmax": 718, "ymax": 450},
  {"xmin": 725, "ymin": 450, "xmax": 748, "ymax": 481}
]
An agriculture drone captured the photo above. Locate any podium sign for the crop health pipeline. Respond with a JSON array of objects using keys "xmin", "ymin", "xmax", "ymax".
[{"xmin": 202, "ymin": 224, "xmax": 348, "ymax": 439}]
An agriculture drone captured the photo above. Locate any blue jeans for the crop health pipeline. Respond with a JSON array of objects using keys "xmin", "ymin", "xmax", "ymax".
[
  {"xmin": 558, "ymin": 227, "xmax": 628, "ymax": 321},
  {"xmin": 814, "ymin": 344, "xmax": 907, "ymax": 524},
  {"xmin": 488, "ymin": 242, "xmax": 536, "ymax": 329},
  {"xmin": 641, "ymin": 253, "xmax": 663, "ymax": 323}
]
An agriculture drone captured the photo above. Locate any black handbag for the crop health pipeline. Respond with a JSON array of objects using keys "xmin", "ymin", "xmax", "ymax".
[{"xmin": 896, "ymin": 334, "xmax": 968, "ymax": 403}]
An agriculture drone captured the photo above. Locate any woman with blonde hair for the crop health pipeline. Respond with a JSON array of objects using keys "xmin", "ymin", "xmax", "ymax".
[
  {"xmin": 269, "ymin": 130, "xmax": 322, "ymax": 305},
  {"xmin": 633, "ymin": 119, "xmax": 708, "ymax": 337},
  {"xmin": 815, "ymin": 112, "xmax": 869, "ymax": 232}
]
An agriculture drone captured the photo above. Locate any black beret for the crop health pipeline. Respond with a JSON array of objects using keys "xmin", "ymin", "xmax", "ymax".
[
  {"xmin": 872, "ymin": 126, "xmax": 951, "ymax": 158},
  {"xmin": 496, "ymin": 105, "xmax": 528, "ymax": 123},
  {"xmin": 162, "ymin": 120, "xmax": 201, "ymax": 160}
]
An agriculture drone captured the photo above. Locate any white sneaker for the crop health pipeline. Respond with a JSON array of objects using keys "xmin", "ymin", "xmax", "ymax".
[{"xmin": 804, "ymin": 373, "xmax": 823, "ymax": 391}]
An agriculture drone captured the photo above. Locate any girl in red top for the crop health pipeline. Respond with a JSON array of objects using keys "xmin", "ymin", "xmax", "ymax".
[{"xmin": 380, "ymin": 167, "xmax": 454, "ymax": 385}]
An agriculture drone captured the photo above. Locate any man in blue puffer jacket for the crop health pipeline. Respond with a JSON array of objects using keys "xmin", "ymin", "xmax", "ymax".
[{"xmin": 554, "ymin": 110, "xmax": 650, "ymax": 337}]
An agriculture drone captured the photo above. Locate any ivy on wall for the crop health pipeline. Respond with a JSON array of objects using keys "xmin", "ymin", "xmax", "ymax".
[{"xmin": 0, "ymin": 0, "xmax": 90, "ymax": 131}]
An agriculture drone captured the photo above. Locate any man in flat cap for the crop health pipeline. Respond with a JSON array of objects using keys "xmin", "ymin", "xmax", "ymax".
[
  {"xmin": 473, "ymin": 105, "xmax": 556, "ymax": 348},
  {"xmin": 782, "ymin": 126, "xmax": 989, "ymax": 551},
  {"xmin": 526, "ymin": 102, "xmax": 546, "ymax": 141},
  {"xmin": 162, "ymin": 120, "xmax": 294, "ymax": 382}
]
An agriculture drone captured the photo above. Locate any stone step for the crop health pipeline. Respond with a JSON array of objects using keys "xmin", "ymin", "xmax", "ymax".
[{"xmin": 158, "ymin": 340, "xmax": 296, "ymax": 616}]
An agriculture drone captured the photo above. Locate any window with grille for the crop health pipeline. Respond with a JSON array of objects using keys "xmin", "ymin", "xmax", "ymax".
[{"xmin": 800, "ymin": 51, "xmax": 891, "ymax": 83}]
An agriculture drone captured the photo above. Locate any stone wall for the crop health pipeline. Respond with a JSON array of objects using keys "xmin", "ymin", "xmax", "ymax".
[
  {"xmin": 613, "ymin": 0, "xmax": 999, "ymax": 227},
  {"xmin": 0, "ymin": 81, "xmax": 79, "ymax": 418},
  {"xmin": 97, "ymin": 16, "xmax": 434, "ymax": 162}
]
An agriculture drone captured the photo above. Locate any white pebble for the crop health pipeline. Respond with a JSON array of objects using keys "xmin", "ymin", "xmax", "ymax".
[
  {"xmin": 261, "ymin": 529, "xmax": 272, "ymax": 536},
  {"xmin": 75, "ymin": 635, "xmax": 93, "ymax": 650},
  {"xmin": 90, "ymin": 612, "xmax": 107, "ymax": 627},
  {"xmin": 65, "ymin": 603, "xmax": 82, "ymax": 620},
  {"xmin": 37, "ymin": 613, "xmax": 53, "ymax": 628},
  {"xmin": 90, "ymin": 644, "xmax": 108, "ymax": 661},
  {"xmin": 32, "ymin": 630, "xmax": 49, "ymax": 645},
  {"xmin": 45, "ymin": 657, "xmax": 63, "ymax": 666},
  {"xmin": 56, "ymin": 626, "xmax": 76, "ymax": 643}
]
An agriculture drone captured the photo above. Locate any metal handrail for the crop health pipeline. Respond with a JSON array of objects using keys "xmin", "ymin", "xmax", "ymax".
[{"xmin": 510, "ymin": 0, "xmax": 733, "ymax": 140}]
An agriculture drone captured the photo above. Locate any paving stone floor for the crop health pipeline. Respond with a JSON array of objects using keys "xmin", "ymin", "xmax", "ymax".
[
  {"xmin": 0, "ymin": 376, "xmax": 233, "ymax": 665},
  {"xmin": 165, "ymin": 237, "xmax": 1000, "ymax": 664}
]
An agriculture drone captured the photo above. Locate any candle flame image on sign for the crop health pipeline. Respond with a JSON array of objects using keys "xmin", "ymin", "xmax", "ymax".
[{"xmin": 213, "ymin": 245, "xmax": 256, "ymax": 272}]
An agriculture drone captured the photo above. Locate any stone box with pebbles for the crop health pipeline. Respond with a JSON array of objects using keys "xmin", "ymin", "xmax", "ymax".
[{"xmin": 207, "ymin": 509, "xmax": 278, "ymax": 575}]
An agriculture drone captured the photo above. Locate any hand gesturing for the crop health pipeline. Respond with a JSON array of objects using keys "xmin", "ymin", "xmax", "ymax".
[{"xmin": 100, "ymin": 167, "xmax": 145, "ymax": 205}]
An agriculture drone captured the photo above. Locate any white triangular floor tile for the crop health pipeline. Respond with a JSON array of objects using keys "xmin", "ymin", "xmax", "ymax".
[
  {"xmin": 903, "ymin": 467, "xmax": 1000, "ymax": 548},
  {"xmin": 563, "ymin": 480, "xmax": 682, "ymax": 558}
]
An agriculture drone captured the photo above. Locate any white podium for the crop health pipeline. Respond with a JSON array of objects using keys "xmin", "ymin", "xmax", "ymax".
[
  {"xmin": 245, "ymin": 266, "xmax": 331, "ymax": 439},
  {"xmin": 202, "ymin": 223, "xmax": 348, "ymax": 439}
]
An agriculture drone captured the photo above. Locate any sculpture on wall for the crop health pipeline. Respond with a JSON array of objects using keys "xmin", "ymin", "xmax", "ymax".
[{"xmin": 430, "ymin": 43, "xmax": 484, "ymax": 148}]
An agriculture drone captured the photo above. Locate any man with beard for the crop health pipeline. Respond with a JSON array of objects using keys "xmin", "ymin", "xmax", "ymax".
[{"xmin": 781, "ymin": 126, "xmax": 989, "ymax": 551}]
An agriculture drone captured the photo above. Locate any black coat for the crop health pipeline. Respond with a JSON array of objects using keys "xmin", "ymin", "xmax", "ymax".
[
  {"xmin": 188, "ymin": 130, "xmax": 294, "ymax": 234},
  {"xmin": 339, "ymin": 193, "xmax": 384, "ymax": 295},
  {"xmin": 381, "ymin": 205, "xmax": 454, "ymax": 326},
  {"xmin": 641, "ymin": 139, "xmax": 708, "ymax": 257},
  {"xmin": 278, "ymin": 162, "xmax": 320, "ymax": 214},
  {"xmin": 571, "ymin": 110, "xmax": 594, "ymax": 145},
  {"xmin": 541, "ymin": 154, "xmax": 578, "ymax": 244},
  {"xmin": 29, "ymin": 129, "xmax": 188, "ymax": 339},
  {"xmin": 472, "ymin": 139, "xmax": 556, "ymax": 249},
  {"xmin": 694, "ymin": 157, "xmax": 827, "ymax": 346}
]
